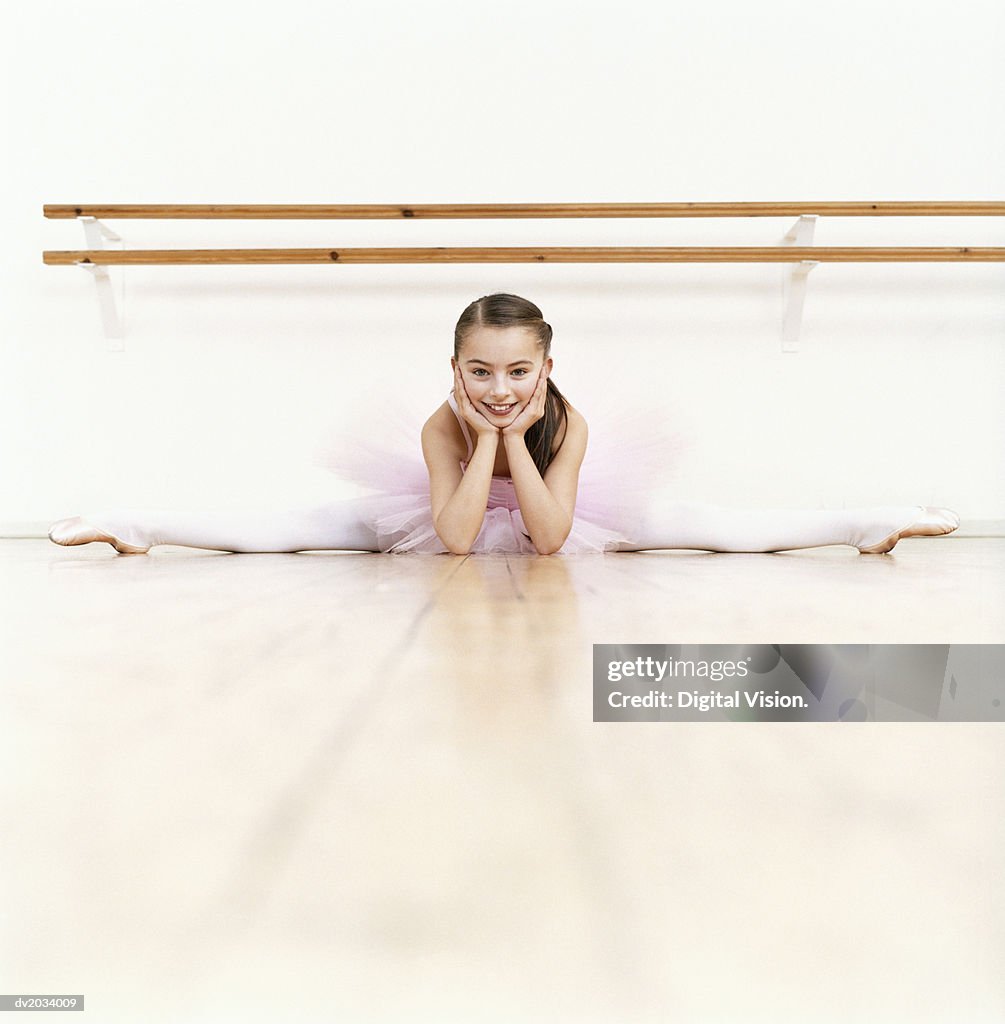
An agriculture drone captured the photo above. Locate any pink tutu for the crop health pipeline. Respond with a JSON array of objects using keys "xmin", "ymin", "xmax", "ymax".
[{"xmin": 313, "ymin": 390, "xmax": 686, "ymax": 555}]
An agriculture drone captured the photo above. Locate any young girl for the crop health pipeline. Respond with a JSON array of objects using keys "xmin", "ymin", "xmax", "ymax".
[{"xmin": 48, "ymin": 293, "xmax": 959, "ymax": 557}]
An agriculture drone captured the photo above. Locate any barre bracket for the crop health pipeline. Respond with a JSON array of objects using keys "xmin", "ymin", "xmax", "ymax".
[
  {"xmin": 780, "ymin": 215, "xmax": 819, "ymax": 352},
  {"xmin": 76, "ymin": 217, "xmax": 125, "ymax": 347}
]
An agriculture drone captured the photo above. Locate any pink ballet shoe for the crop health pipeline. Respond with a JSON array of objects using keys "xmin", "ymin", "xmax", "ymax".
[
  {"xmin": 48, "ymin": 516, "xmax": 150, "ymax": 555},
  {"xmin": 858, "ymin": 506, "xmax": 960, "ymax": 554}
]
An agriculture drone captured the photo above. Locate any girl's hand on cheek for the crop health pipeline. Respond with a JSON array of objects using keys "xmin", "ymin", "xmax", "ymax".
[
  {"xmin": 502, "ymin": 368, "xmax": 548, "ymax": 438},
  {"xmin": 454, "ymin": 366, "xmax": 501, "ymax": 439}
]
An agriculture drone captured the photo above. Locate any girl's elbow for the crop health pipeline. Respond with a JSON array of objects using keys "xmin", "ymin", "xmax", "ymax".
[
  {"xmin": 438, "ymin": 532, "xmax": 471, "ymax": 555},
  {"xmin": 535, "ymin": 526, "xmax": 571, "ymax": 555},
  {"xmin": 435, "ymin": 523, "xmax": 473, "ymax": 555},
  {"xmin": 432, "ymin": 515, "xmax": 470, "ymax": 555}
]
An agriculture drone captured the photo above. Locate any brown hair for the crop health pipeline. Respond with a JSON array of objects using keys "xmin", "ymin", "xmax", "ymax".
[{"xmin": 454, "ymin": 293, "xmax": 569, "ymax": 476}]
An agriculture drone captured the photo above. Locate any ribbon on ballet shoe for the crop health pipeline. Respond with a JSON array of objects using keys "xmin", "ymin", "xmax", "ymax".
[{"xmin": 48, "ymin": 516, "xmax": 150, "ymax": 555}]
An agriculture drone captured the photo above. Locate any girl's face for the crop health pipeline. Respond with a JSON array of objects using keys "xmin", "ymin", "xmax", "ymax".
[{"xmin": 452, "ymin": 326, "xmax": 553, "ymax": 427}]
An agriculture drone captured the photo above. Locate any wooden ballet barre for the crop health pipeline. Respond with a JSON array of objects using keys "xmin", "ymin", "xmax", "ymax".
[
  {"xmin": 44, "ymin": 202, "xmax": 1004, "ymax": 344},
  {"xmin": 42, "ymin": 202, "xmax": 1005, "ymax": 220},
  {"xmin": 42, "ymin": 246, "xmax": 1005, "ymax": 265}
]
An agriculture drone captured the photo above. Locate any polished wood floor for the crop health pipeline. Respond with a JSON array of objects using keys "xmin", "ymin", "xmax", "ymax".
[{"xmin": 2, "ymin": 537, "xmax": 1003, "ymax": 1022}]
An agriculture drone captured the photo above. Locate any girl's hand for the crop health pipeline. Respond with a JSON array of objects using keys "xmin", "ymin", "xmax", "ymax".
[
  {"xmin": 501, "ymin": 367, "xmax": 548, "ymax": 438},
  {"xmin": 453, "ymin": 366, "xmax": 501, "ymax": 440}
]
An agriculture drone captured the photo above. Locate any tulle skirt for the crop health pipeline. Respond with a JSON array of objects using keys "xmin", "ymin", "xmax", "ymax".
[{"xmin": 313, "ymin": 392, "xmax": 686, "ymax": 555}]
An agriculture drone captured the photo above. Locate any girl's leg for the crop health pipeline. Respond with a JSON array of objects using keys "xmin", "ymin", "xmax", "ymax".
[
  {"xmin": 616, "ymin": 498, "xmax": 958, "ymax": 554},
  {"xmin": 48, "ymin": 499, "xmax": 380, "ymax": 554}
]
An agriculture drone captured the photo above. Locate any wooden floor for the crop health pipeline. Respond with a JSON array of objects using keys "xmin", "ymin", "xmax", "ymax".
[{"xmin": 2, "ymin": 537, "xmax": 1003, "ymax": 1022}]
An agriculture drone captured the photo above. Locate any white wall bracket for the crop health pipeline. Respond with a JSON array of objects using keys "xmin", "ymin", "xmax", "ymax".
[
  {"xmin": 780, "ymin": 214, "xmax": 819, "ymax": 352},
  {"xmin": 77, "ymin": 217, "xmax": 125, "ymax": 349}
]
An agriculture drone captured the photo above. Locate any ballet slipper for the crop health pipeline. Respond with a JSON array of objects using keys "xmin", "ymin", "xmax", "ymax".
[
  {"xmin": 48, "ymin": 516, "xmax": 150, "ymax": 555},
  {"xmin": 857, "ymin": 506, "xmax": 960, "ymax": 554}
]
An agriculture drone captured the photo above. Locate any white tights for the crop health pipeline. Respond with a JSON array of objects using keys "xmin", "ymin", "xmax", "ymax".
[
  {"xmin": 77, "ymin": 498, "xmax": 925, "ymax": 554},
  {"xmin": 614, "ymin": 498, "xmax": 925, "ymax": 553},
  {"xmin": 84, "ymin": 500, "xmax": 382, "ymax": 553}
]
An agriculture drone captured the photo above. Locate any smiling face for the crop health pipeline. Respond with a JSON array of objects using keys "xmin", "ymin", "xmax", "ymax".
[{"xmin": 452, "ymin": 325, "xmax": 553, "ymax": 427}]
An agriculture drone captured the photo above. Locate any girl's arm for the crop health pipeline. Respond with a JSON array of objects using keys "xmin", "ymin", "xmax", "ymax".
[
  {"xmin": 421, "ymin": 369, "xmax": 500, "ymax": 554},
  {"xmin": 504, "ymin": 420, "xmax": 586, "ymax": 554},
  {"xmin": 503, "ymin": 375, "xmax": 588, "ymax": 555},
  {"xmin": 423, "ymin": 425, "xmax": 497, "ymax": 554}
]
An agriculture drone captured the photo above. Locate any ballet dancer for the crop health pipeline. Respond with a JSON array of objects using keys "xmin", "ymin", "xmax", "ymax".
[{"xmin": 48, "ymin": 293, "xmax": 959, "ymax": 557}]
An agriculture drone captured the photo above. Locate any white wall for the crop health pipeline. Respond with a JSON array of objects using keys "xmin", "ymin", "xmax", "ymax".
[{"xmin": 3, "ymin": 0, "xmax": 1003, "ymax": 534}]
